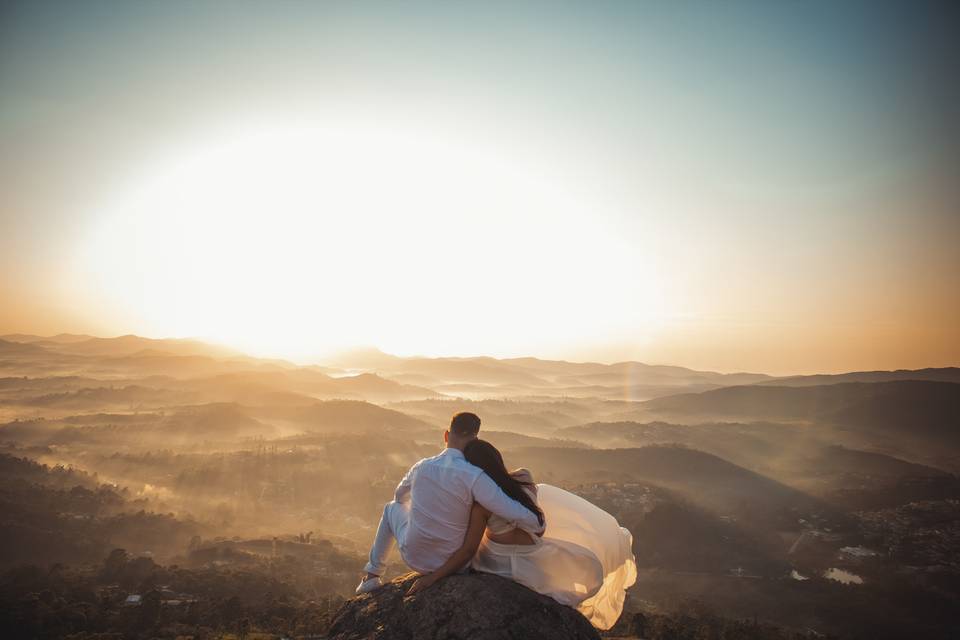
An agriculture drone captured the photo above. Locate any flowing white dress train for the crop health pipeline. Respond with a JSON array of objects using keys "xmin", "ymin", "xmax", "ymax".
[{"xmin": 471, "ymin": 483, "xmax": 637, "ymax": 630}]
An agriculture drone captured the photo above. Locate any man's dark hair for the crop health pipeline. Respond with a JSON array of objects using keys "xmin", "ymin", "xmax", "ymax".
[{"xmin": 450, "ymin": 411, "xmax": 481, "ymax": 436}]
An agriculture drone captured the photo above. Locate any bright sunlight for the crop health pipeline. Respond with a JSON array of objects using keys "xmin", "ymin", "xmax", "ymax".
[{"xmin": 75, "ymin": 116, "xmax": 665, "ymax": 360}]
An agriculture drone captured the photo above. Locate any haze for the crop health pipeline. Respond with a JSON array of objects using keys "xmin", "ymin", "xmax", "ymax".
[
  {"xmin": 1, "ymin": 332, "xmax": 959, "ymax": 637},
  {"xmin": 2, "ymin": 1, "xmax": 958, "ymax": 375}
]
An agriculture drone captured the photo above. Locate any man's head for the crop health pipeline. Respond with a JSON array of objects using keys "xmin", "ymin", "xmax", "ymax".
[{"xmin": 444, "ymin": 411, "xmax": 481, "ymax": 450}]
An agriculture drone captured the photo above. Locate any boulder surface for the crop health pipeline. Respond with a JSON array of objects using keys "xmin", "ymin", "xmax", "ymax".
[{"xmin": 327, "ymin": 572, "xmax": 601, "ymax": 640}]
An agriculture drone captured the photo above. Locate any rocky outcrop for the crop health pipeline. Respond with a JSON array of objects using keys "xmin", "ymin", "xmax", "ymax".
[{"xmin": 328, "ymin": 572, "xmax": 601, "ymax": 640}]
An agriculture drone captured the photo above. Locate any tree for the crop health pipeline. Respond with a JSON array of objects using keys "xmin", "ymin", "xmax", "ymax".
[
  {"xmin": 220, "ymin": 595, "xmax": 243, "ymax": 630},
  {"xmin": 137, "ymin": 590, "xmax": 161, "ymax": 630},
  {"xmin": 100, "ymin": 549, "xmax": 128, "ymax": 583}
]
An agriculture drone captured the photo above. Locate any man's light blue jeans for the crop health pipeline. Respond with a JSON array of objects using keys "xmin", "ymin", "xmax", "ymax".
[{"xmin": 363, "ymin": 501, "xmax": 410, "ymax": 576}]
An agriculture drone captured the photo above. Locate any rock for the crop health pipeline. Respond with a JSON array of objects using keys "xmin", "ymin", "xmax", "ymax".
[{"xmin": 327, "ymin": 572, "xmax": 601, "ymax": 640}]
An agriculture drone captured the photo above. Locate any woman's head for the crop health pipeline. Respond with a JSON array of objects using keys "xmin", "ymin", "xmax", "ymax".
[{"xmin": 464, "ymin": 439, "xmax": 544, "ymax": 526}]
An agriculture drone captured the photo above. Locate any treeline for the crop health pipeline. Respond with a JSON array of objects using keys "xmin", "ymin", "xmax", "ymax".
[
  {"xmin": 0, "ymin": 549, "xmax": 344, "ymax": 639},
  {"xmin": 605, "ymin": 608, "xmax": 834, "ymax": 640},
  {"xmin": 0, "ymin": 454, "xmax": 202, "ymax": 567},
  {"xmin": 0, "ymin": 453, "xmax": 100, "ymax": 490}
]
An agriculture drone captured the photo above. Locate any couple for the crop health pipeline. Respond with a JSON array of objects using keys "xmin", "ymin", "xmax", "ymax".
[{"xmin": 357, "ymin": 412, "xmax": 636, "ymax": 630}]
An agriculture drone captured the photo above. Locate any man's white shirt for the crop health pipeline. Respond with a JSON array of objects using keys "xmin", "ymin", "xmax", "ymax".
[{"xmin": 393, "ymin": 447, "xmax": 544, "ymax": 573}]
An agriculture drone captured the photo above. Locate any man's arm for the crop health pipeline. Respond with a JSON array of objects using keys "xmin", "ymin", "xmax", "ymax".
[
  {"xmin": 394, "ymin": 460, "xmax": 421, "ymax": 503},
  {"xmin": 471, "ymin": 472, "xmax": 545, "ymax": 534}
]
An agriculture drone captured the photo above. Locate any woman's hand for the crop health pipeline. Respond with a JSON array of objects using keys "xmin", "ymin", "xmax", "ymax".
[{"xmin": 406, "ymin": 573, "xmax": 439, "ymax": 596}]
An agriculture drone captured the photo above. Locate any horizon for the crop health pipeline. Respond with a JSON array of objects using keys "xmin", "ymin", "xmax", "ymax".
[{"xmin": 2, "ymin": 329, "xmax": 957, "ymax": 378}]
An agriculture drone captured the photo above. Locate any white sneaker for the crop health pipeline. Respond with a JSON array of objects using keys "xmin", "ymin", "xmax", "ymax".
[{"xmin": 355, "ymin": 575, "xmax": 384, "ymax": 594}]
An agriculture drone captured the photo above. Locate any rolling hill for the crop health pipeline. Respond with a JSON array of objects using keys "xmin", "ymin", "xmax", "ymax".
[
  {"xmin": 267, "ymin": 399, "xmax": 433, "ymax": 433},
  {"xmin": 326, "ymin": 348, "xmax": 773, "ymax": 398},
  {"xmin": 641, "ymin": 380, "xmax": 960, "ymax": 434},
  {"xmin": 758, "ymin": 367, "xmax": 960, "ymax": 387},
  {"xmin": 503, "ymin": 444, "xmax": 833, "ymax": 521}
]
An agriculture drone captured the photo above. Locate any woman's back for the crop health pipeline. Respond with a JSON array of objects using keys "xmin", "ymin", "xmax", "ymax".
[{"xmin": 485, "ymin": 468, "xmax": 538, "ymax": 545}]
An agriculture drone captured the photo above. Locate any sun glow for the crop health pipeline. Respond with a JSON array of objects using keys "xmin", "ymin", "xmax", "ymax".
[{"xmin": 75, "ymin": 117, "xmax": 664, "ymax": 360}]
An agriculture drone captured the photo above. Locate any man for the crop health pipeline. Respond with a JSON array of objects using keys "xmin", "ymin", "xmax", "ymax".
[{"xmin": 356, "ymin": 411, "xmax": 545, "ymax": 593}]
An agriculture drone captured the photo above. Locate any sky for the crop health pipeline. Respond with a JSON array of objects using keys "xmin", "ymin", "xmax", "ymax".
[{"xmin": 1, "ymin": 0, "xmax": 958, "ymax": 375}]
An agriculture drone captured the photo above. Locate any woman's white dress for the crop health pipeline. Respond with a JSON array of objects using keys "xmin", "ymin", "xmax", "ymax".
[{"xmin": 471, "ymin": 478, "xmax": 637, "ymax": 630}]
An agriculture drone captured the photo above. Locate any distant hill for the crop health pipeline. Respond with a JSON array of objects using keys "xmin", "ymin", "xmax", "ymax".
[
  {"xmin": 0, "ymin": 340, "xmax": 89, "ymax": 379},
  {"xmin": 1, "ymin": 334, "xmax": 241, "ymax": 359},
  {"xmin": 324, "ymin": 349, "xmax": 772, "ymax": 396},
  {"xmin": 0, "ymin": 333, "xmax": 93, "ymax": 344},
  {"xmin": 827, "ymin": 381, "xmax": 960, "ymax": 434},
  {"xmin": 758, "ymin": 367, "xmax": 960, "ymax": 387},
  {"xmin": 272, "ymin": 399, "xmax": 433, "ymax": 433},
  {"xmin": 552, "ymin": 420, "xmax": 951, "ymax": 501},
  {"xmin": 0, "ymin": 338, "xmax": 51, "ymax": 355},
  {"xmin": 504, "ymin": 444, "xmax": 827, "ymax": 519},
  {"xmin": 328, "ymin": 349, "xmax": 551, "ymax": 385},
  {"xmin": 0, "ymin": 344, "xmax": 263, "ymax": 379},
  {"xmin": 641, "ymin": 383, "xmax": 849, "ymax": 421},
  {"xmin": 5, "ymin": 384, "xmax": 193, "ymax": 410},
  {"xmin": 504, "ymin": 356, "xmax": 770, "ymax": 384},
  {"xmin": 326, "ymin": 372, "xmax": 442, "ymax": 401},
  {"xmin": 390, "ymin": 357, "xmax": 551, "ymax": 386},
  {"xmin": 641, "ymin": 380, "xmax": 960, "ymax": 445},
  {"xmin": 178, "ymin": 370, "xmax": 441, "ymax": 404},
  {"xmin": 0, "ymin": 403, "xmax": 279, "ymax": 445},
  {"xmin": 384, "ymin": 397, "xmax": 608, "ymax": 437},
  {"xmin": 475, "ymin": 429, "xmax": 589, "ymax": 450},
  {"xmin": 0, "ymin": 336, "xmax": 443, "ymax": 402},
  {"xmin": 160, "ymin": 402, "xmax": 275, "ymax": 438},
  {"xmin": 554, "ymin": 420, "xmax": 790, "ymax": 463},
  {"xmin": 96, "ymin": 353, "xmax": 272, "ymax": 377}
]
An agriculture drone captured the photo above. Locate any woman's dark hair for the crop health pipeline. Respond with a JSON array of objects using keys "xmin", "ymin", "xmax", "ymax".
[{"xmin": 463, "ymin": 439, "xmax": 544, "ymax": 526}]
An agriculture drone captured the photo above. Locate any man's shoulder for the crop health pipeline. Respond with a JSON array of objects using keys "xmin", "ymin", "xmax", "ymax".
[
  {"xmin": 415, "ymin": 452, "xmax": 444, "ymax": 466},
  {"xmin": 410, "ymin": 452, "xmax": 448, "ymax": 472},
  {"xmin": 416, "ymin": 451, "xmax": 481, "ymax": 476}
]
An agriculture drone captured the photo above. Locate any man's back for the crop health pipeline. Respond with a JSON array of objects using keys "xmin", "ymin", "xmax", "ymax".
[{"xmin": 399, "ymin": 448, "xmax": 483, "ymax": 573}]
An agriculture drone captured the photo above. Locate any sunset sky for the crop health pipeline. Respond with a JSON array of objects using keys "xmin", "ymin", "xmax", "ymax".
[{"xmin": 1, "ymin": 1, "xmax": 958, "ymax": 374}]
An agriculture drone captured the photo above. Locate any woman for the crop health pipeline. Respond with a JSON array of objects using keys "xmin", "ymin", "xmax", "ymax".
[{"xmin": 407, "ymin": 439, "xmax": 636, "ymax": 630}]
